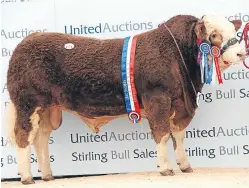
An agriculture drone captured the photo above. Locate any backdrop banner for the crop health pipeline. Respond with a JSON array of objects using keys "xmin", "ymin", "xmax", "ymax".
[{"xmin": 1, "ymin": 0, "xmax": 249, "ymax": 179}]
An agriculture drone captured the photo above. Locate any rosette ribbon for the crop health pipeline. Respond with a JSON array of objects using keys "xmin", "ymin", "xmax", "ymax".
[
  {"xmin": 199, "ymin": 41, "xmax": 211, "ymax": 84},
  {"xmin": 210, "ymin": 46, "xmax": 223, "ymax": 84}
]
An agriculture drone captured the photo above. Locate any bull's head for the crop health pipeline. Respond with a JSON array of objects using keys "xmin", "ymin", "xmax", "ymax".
[{"xmin": 195, "ymin": 15, "xmax": 247, "ymax": 70}]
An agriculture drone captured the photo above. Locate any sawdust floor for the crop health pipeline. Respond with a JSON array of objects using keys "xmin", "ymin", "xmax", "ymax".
[{"xmin": 1, "ymin": 168, "xmax": 249, "ymax": 188}]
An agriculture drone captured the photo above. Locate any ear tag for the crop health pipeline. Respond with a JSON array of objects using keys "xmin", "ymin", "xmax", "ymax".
[{"xmin": 64, "ymin": 43, "xmax": 75, "ymax": 50}]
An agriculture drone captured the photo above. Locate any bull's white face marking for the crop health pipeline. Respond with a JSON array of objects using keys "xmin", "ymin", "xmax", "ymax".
[
  {"xmin": 156, "ymin": 133, "xmax": 172, "ymax": 172},
  {"xmin": 203, "ymin": 15, "xmax": 247, "ymax": 64},
  {"xmin": 64, "ymin": 43, "xmax": 75, "ymax": 49}
]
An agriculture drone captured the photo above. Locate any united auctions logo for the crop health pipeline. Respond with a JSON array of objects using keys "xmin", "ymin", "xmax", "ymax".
[
  {"xmin": 64, "ymin": 21, "xmax": 153, "ymax": 35},
  {"xmin": 1, "ymin": 0, "xmax": 31, "ymax": 3}
]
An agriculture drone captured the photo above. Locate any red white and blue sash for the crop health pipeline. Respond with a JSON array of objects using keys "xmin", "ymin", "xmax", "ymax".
[{"xmin": 121, "ymin": 35, "xmax": 141, "ymax": 124}]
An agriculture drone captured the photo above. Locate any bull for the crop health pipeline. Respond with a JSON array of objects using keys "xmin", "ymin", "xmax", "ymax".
[{"xmin": 5, "ymin": 14, "xmax": 247, "ymax": 184}]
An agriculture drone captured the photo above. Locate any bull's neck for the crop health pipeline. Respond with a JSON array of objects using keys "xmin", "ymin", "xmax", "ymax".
[{"xmin": 156, "ymin": 21, "xmax": 204, "ymax": 94}]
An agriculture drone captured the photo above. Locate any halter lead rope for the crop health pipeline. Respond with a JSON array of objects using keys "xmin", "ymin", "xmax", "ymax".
[
  {"xmin": 162, "ymin": 23, "xmax": 197, "ymax": 97},
  {"xmin": 239, "ymin": 23, "xmax": 249, "ymax": 69}
]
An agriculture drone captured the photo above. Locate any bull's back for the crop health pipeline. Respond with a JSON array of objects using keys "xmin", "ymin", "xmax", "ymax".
[{"xmin": 7, "ymin": 32, "xmax": 127, "ymax": 115}]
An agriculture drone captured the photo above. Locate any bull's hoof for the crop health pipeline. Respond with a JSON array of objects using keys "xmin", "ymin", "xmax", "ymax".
[
  {"xmin": 21, "ymin": 177, "xmax": 35, "ymax": 185},
  {"xmin": 160, "ymin": 169, "xmax": 175, "ymax": 176},
  {"xmin": 181, "ymin": 167, "xmax": 194, "ymax": 173},
  {"xmin": 43, "ymin": 174, "xmax": 55, "ymax": 182}
]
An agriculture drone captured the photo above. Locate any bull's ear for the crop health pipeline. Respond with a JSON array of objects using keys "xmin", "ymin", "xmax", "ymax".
[
  {"xmin": 194, "ymin": 19, "xmax": 207, "ymax": 41},
  {"xmin": 230, "ymin": 20, "xmax": 242, "ymax": 31}
]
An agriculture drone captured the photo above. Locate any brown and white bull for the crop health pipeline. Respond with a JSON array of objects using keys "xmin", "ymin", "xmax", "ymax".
[{"xmin": 5, "ymin": 14, "xmax": 247, "ymax": 184}]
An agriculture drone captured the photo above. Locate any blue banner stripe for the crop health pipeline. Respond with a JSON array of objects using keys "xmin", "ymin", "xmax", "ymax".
[{"xmin": 121, "ymin": 36, "xmax": 132, "ymax": 112}]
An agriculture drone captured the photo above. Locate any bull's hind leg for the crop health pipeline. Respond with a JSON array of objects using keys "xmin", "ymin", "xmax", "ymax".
[
  {"xmin": 34, "ymin": 108, "xmax": 55, "ymax": 181},
  {"xmin": 170, "ymin": 117, "xmax": 193, "ymax": 173},
  {"xmin": 16, "ymin": 146, "xmax": 33, "ymax": 184},
  {"xmin": 14, "ymin": 106, "xmax": 41, "ymax": 184},
  {"xmin": 142, "ymin": 92, "xmax": 174, "ymax": 176}
]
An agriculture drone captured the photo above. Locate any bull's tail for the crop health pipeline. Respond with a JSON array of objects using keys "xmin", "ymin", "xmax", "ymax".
[{"xmin": 5, "ymin": 100, "xmax": 17, "ymax": 146}]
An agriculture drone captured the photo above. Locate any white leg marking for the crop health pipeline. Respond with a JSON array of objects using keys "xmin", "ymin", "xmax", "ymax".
[
  {"xmin": 17, "ymin": 145, "xmax": 33, "ymax": 183},
  {"xmin": 34, "ymin": 130, "xmax": 53, "ymax": 180},
  {"xmin": 171, "ymin": 129, "xmax": 191, "ymax": 170},
  {"xmin": 34, "ymin": 109, "xmax": 54, "ymax": 181},
  {"xmin": 28, "ymin": 107, "xmax": 41, "ymax": 144},
  {"xmin": 16, "ymin": 107, "xmax": 41, "ymax": 184},
  {"xmin": 156, "ymin": 133, "xmax": 174, "ymax": 175},
  {"xmin": 6, "ymin": 101, "xmax": 17, "ymax": 146}
]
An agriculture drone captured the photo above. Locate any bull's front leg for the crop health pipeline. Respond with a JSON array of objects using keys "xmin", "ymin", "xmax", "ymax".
[
  {"xmin": 142, "ymin": 91, "xmax": 174, "ymax": 176},
  {"xmin": 170, "ymin": 115, "xmax": 193, "ymax": 173}
]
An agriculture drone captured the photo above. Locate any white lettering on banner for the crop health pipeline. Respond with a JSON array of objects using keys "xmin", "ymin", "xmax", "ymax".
[{"xmin": 1, "ymin": 28, "xmax": 47, "ymax": 40}]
